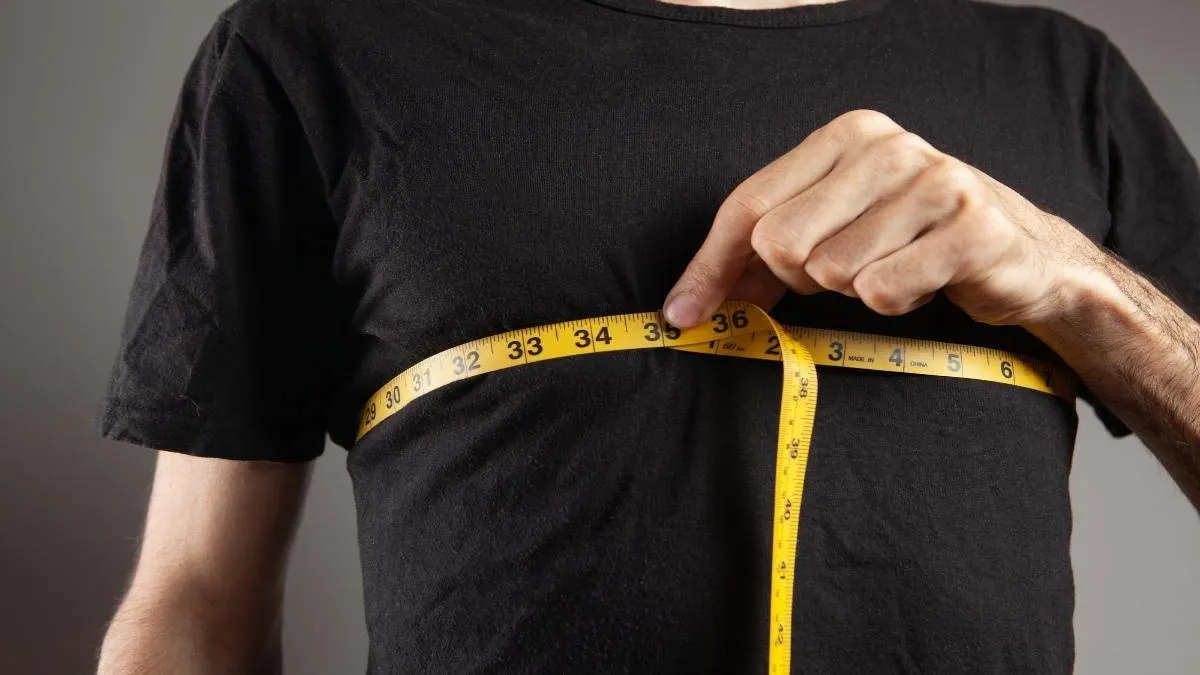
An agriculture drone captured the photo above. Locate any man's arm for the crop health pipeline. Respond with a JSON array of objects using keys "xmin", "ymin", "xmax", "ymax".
[
  {"xmin": 96, "ymin": 451, "xmax": 312, "ymax": 675},
  {"xmin": 1026, "ymin": 251, "xmax": 1200, "ymax": 512},
  {"xmin": 659, "ymin": 109, "xmax": 1200, "ymax": 513}
]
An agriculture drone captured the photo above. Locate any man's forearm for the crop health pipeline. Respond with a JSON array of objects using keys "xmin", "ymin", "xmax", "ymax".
[
  {"xmin": 97, "ymin": 580, "xmax": 283, "ymax": 675},
  {"xmin": 97, "ymin": 453, "xmax": 309, "ymax": 675},
  {"xmin": 1027, "ymin": 248, "xmax": 1200, "ymax": 512}
]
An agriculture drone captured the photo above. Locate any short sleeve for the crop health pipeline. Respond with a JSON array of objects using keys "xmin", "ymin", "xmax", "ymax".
[
  {"xmin": 93, "ymin": 16, "xmax": 344, "ymax": 462},
  {"xmin": 1078, "ymin": 37, "xmax": 1200, "ymax": 438}
]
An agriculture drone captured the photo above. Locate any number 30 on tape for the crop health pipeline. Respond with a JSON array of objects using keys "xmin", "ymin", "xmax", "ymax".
[{"xmin": 355, "ymin": 300, "xmax": 1075, "ymax": 674}]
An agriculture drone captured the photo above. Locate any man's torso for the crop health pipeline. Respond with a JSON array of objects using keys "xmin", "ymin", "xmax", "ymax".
[{"xmin": 229, "ymin": 0, "xmax": 1114, "ymax": 670}]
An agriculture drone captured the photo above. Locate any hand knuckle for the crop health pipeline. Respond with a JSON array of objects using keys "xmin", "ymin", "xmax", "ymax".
[
  {"xmin": 869, "ymin": 133, "xmax": 926, "ymax": 177},
  {"xmin": 815, "ymin": 119, "xmax": 852, "ymax": 147},
  {"xmin": 918, "ymin": 158, "xmax": 972, "ymax": 211},
  {"xmin": 958, "ymin": 175, "xmax": 989, "ymax": 211},
  {"xmin": 853, "ymin": 273, "xmax": 897, "ymax": 313},
  {"xmin": 803, "ymin": 247, "xmax": 850, "ymax": 289},
  {"xmin": 751, "ymin": 223, "xmax": 804, "ymax": 269},
  {"xmin": 825, "ymin": 109, "xmax": 894, "ymax": 144},
  {"xmin": 925, "ymin": 157, "xmax": 956, "ymax": 184},
  {"xmin": 893, "ymin": 131, "xmax": 938, "ymax": 163},
  {"xmin": 943, "ymin": 161, "xmax": 977, "ymax": 191},
  {"xmin": 841, "ymin": 109, "xmax": 895, "ymax": 130},
  {"xmin": 874, "ymin": 300, "xmax": 908, "ymax": 316}
]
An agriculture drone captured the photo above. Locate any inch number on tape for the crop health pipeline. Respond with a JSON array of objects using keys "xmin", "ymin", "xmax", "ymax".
[{"xmin": 355, "ymin": 300, "xmax": 1075, "ymax": 674}]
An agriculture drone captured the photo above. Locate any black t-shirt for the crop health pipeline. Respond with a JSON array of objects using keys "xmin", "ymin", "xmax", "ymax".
[{"xmin": 95, "ymin": 0, "xmax": 1200, "ymax": 672}]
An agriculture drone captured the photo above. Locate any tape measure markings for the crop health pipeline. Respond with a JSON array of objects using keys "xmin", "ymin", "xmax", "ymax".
[{"xmin": 352, "ymin": 300, "xmax": 1075, "ymax": 675}]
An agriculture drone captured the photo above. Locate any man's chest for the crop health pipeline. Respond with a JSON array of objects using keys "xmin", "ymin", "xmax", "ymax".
[{"xmin": 316, "ymin": 20, "xmax": 1111, "ymax": 377}]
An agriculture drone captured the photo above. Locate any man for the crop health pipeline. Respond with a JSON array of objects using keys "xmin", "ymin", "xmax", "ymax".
[{"xmin": 94, "ymin": 0, "xmax": 1200, "ymax": 672}]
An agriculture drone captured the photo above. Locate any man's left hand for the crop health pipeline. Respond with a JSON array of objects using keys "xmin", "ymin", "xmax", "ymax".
[{"xmin": 662, "ymin": 109, "xmax": 1105, "ymax": 329}]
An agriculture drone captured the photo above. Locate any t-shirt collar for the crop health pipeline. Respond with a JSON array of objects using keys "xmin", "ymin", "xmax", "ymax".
[{"xmin": 581, "ymin": 0, "xmax": 895, "ymax": 28}]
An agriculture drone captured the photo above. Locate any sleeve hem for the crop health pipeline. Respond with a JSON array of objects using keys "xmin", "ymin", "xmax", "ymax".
[
  {"xmin": 1075, "ymin": 383, "xmax": 1135, "ymax": 439},
  {"xmin": 94, "ymin": 397, "xmax": 325, "ymax": 463}
]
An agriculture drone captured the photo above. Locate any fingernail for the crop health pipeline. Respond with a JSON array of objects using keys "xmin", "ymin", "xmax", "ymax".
[{"xmin": 664, "ymin": 293, "xmax": 701, "ymax": 328}]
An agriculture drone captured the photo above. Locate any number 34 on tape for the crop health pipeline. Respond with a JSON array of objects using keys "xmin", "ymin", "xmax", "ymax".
[{"xmin": 354, "ymin": 300, "xmax": 1075, "ymax": 675}]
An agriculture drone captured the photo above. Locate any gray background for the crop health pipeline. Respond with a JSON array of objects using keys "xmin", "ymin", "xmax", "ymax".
[{"xmin": 1, "ymin": 0, "xmax": 1197, "ymax": 673}]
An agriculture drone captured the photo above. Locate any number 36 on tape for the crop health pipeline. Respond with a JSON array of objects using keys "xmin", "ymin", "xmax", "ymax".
[{"xmin": 355, "ymin": 300, "xmax": 1075, "ymax": 675}]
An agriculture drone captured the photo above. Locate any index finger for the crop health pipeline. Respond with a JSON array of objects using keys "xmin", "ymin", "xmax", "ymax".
[{"xmin": 662, "ymin": 112, "xmax": 891, "ymax": 327}]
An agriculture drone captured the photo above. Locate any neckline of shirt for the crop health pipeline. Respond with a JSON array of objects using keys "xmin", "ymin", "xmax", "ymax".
[{"xmin": 581, "ymin": 0, "xmax": 894, "ymax": 28}]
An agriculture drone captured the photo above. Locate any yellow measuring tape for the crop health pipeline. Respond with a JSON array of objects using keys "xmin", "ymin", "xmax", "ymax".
[{"xmin": 355, "ymin": 300, "xmax": 1075, "ymax": 674}]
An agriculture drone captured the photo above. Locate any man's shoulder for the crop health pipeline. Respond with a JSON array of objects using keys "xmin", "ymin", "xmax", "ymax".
[
  {"xmin": 217, "ymin": 0, "xmax": 321, "ymax": 31},
  {"xmin": 954, "ymin": 0, "xmax": 1110, "ymax": 53},
  {"xmin": 215, "ymin": 0, "xmax": 464, "ymax": 30},
  {"xmin": 912, "ymin": 0, "xmax": 1114, "ymax": 86},
  {"xmin": 214, "ymin": 0, "xmax": 423, "ymax": 45}
]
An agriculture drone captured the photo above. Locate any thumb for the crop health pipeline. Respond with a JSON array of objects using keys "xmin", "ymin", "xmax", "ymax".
[
  {"xmin": 663, "ymin": 200, "xmax": 762, "ymax": 328},
  {"xmin": 663, "ymin": 252, "xmax": 749, "ymax": 329}
]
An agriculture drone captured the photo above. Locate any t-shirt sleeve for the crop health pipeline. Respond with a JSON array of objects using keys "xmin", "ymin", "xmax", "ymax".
[
  {"xmin": 1077, "ymin": 36, "xmax": 1200, "ymax": 438},
  {"xmin": 93, "ymin": 15, "xmax": 344, "ymax": 462}
]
